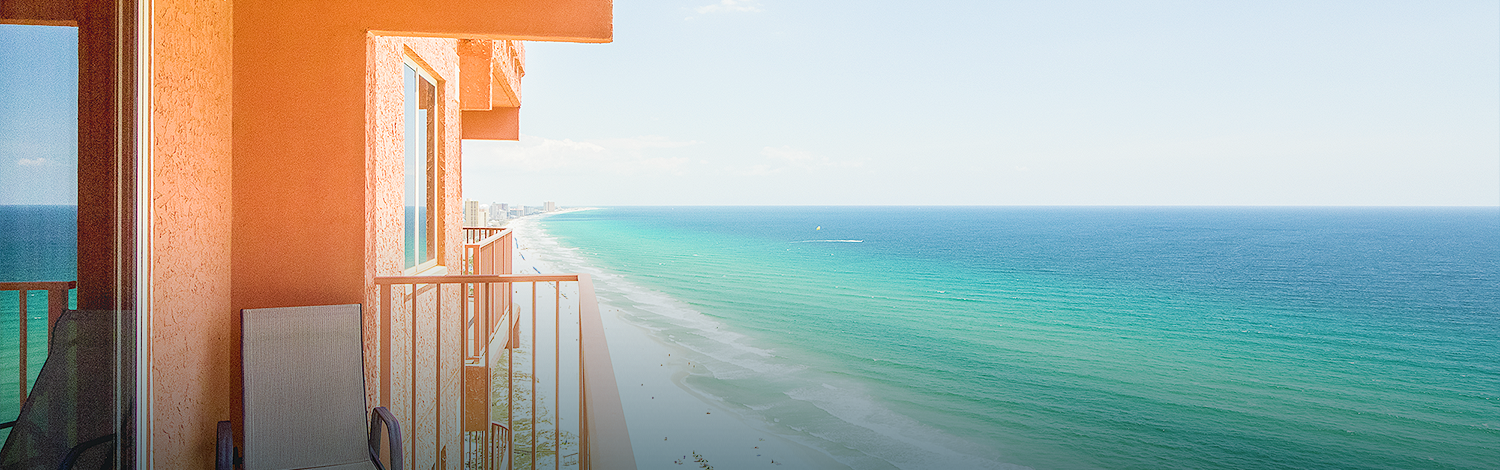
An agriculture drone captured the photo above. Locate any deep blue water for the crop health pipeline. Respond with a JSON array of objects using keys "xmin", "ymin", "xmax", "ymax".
[
  {"xmin": 540, "ymin": 206, "xmax": 1500, "ymax": 470},
  {"xmin": 0, "ymin": 205, "xmax": 76, "ymax": 423}
]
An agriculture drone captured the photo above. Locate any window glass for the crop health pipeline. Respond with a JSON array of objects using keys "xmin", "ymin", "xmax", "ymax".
[
  {"xmin": 2, "ymin": 19, "xmax": 139, "ymax": 466},
  {"xmin": 403, "ymin": 63, "xmax": 437, "ymax": 270},
  {"xmin": 0, "ymin": 24, "xmax": 79, "ymax": 439}
]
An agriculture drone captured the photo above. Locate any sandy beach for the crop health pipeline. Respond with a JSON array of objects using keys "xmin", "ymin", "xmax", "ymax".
[{"xmin": 505, "ymin": 211, "xmax": 853, "ymax": 470}]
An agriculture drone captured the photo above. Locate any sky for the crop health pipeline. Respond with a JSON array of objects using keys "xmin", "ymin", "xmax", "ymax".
[
  {"xmin": 0, "ymin": 25, "xmax": 77, "ymax": 205},
  {"xmin": 1, "ymin": 3, "xmax": 1495, "ymax": 207},
  {"xmin": 462, "ymin": 0, "xmax": 1500, "ymax": 206}
]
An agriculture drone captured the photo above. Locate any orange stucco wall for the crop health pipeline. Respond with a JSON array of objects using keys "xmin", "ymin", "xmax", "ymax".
[
  {"xmin": 149, "ymin": 0, "xmax": 234, "ymax": 467},
  {"xmin": 11, "ymin": 0, "xmax": 607, "ymax": 467},
  {"xmin": 366, "ymin": 35, "xmax": 468, "ymax": 469},
  {"xmin": 230, "ymin": 2, "xmax": 608, "ymax": 308},
  {"xmin": 136, "ymin": 0, "xmax": 610, "ymax": 466},
  {"xmin": 229, "ymin": 0, "xmax": 607, "ymax": 319}
]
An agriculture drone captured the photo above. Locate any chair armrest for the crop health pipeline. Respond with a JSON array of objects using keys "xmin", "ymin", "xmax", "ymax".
[
  {"xmin": 58, "ymin": 433, "xmax": 114, "ymax": 470},
  {"xmin": 0, "ymin": 420, "xmax": 13, "ymax": 430},
  {"xmin": 216, "ymin": 420, "xmax": 235, "ymax": 470},
  {"xmin": 369, "ymin": 407, "xmax": 402, "ymax": 470}
]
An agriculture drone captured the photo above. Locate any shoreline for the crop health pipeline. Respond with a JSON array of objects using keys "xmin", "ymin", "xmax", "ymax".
[{"xmin": 505, "ymin": 212, "xmax": 854, "ymax": 470}]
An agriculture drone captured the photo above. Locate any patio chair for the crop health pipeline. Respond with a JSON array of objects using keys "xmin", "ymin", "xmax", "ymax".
[
  {"xmin": 0, "ymin": 309, "xmax": 134, "ymax": 470},
  {"xmin": 216, "ymin": 304, "xmax": 401, "ymax": 470}
]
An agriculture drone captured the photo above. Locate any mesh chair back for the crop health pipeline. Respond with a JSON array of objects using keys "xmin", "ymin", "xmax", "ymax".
[
  {"xmin": 0, "ymin": 310, "xmax": 133, "ymax": 469},
  {"xmin": 242, "ymin": 304, "xmax": 370, "ymax": 470}
]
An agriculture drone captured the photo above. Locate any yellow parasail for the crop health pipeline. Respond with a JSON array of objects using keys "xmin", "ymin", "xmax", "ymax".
[{"xmin": 816, "ymin": 226, "xmax": 821, "ymax": 230}]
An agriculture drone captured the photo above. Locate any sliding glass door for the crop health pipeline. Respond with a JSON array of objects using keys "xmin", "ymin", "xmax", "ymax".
[{"xmin": 1, "ymin": 1, "xmax": 144, "ymax": 466}]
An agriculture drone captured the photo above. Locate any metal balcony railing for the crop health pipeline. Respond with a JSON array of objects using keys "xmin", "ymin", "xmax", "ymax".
[
  {"xmin": 369, "ymin": 227, "xmax": 633, "ymax": 470},
  {"xmin": 0, "ymin": 281, "xmax": 75, "ymax": 406}
]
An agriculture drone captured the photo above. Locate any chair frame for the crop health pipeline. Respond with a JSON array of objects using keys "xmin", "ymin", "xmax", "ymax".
[{"xmin": 215, "ymin": 304, "xmax": 403, "ymax": 470}]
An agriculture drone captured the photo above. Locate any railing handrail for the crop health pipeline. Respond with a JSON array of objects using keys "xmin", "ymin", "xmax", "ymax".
[
  {"xmin": 462, "ymin": 227, "xmax": 511, "ymax": 246},
  {"xmin": 0, "ymin": 280, "xmax": 75, "ymax": 335},
  {"xmin": 0, "ymin": 281, "xmax": 77, "ymax": 291},
  {"xmin": 463, "ymin": 229, "xmax": 512, "ymax": 248},
  {"xmin": 374, "ymin": 274, "xmax": 576, "ymax": 285},
  {"xmin": 372, "ymin": 271, "xmax": 634, "ymax": 470},
  {"xmin": 1, "ymin": 280, "xmax": 77, "ymax": 406}
]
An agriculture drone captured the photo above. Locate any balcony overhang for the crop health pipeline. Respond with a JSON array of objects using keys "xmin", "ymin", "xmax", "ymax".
[
  {"xmin": 458, "ymin": 38, "xmax": 524, "ymax": 141},
  {"xmin": 462, "ymin": 107, "xmax": 520, "ymax": 141},
  {"xmin": 459, "ymin": 39, "xmax": 523, "ymax": 110},
  {"xmin": 361, "ymin": 0, "xmax": 612, "ymax": 44},
  {"xmin": 9, "ymin": 0, "xmax": 616, "ymax": 39}
]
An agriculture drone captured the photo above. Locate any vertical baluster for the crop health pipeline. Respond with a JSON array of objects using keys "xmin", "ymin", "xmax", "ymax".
[
  {"xmin": 507, "ymin": 281, "xmax": 516, "ymax": 470},
  {"xmin": 555, "ymin": 281, "xmax": 561, "ymax": 470},
  {"xmin": 463, "ymin": 281, "xmax": 470, "ymax": 469},
  {"xmin": 578, "ymin": 287, "xmax": 588, "ymax": 470},
  {"xmin": 483, "ymin": 280, "xmax": 490, "ymax": 467},
  {"xmin": 531, "ymin": 280, "xmax": 538, "ymax": 470},
  {"xmin": 46, "ymin": 284, "xmax": 70, "ymax": 337},
  {"xmin": 410, "ymin": 282, "xmax": 418, "ymax": 470},
  {"xmin": 18, "ymin": 289, "xmax": 28, "ymax": 405},
  {"xmin": 381, "ymin": 283, "xmax": 393, "ymax": 409},
  {"xmin": 437, "ymin": 282, "xmax": 444, "ymax": 466},
  {"xmin": 379, "ymin": 283, "xmax": 394, "ymax": 468}
]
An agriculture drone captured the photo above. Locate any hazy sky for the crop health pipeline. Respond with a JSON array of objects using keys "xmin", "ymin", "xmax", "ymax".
[
  {"xmin": 0, "ymin": 25, "xmax": 76, "ymax": 205},
  {"xmin": 463, "ymin": 0, "xmax": 1499, "ymax": 206},
  {"xmin": 1, "ymin": 4, "xmax": 1494, "ymax": 207}
]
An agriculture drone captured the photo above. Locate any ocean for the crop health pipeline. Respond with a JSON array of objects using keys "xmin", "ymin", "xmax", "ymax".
[
  {"xmin": 0, "ymin": 205, "xmax": 77, "ymax": 424},
  {"xmin": 536, "ymin": 206, "xmax": 1499, "ymax": 470}
]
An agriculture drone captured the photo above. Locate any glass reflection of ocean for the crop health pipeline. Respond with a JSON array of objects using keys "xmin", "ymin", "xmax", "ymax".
[
  {"xmin": 540, "ymin": 206, "xmax": 1499, "ymax": 470},
  {"xmin": 0, "ymin": 205, "xmax": 77, "ymax": 424}
]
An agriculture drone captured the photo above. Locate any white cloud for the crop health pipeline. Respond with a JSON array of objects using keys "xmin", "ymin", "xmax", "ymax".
[
  {"xmin": 16, "ymin": 158, "xmax": 48, "ymax": 167},
  {"xmin": 594, "ymin": 135, "xmax": 703, "ymax": 151},
  {"xmin": 695, "ymin": 0, "xmax": 763, "ymax": 14},
  {"xmin": 737, "ymin": 146, "xmax": 864, "ymax": 176},
  {"xmin": 739, "ymin": 164, "xmax": 781, "ymax": 176},
  {"xmin": 464, "ymin": 134, "xmax": 697, "ymax": 176}
]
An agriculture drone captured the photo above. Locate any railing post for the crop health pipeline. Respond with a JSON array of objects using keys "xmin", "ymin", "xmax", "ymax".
[
  {"xmin": 554, "ymin": 281, "xmax": 561, "ymax": 470},
  {"xmin": 577, "ymin": 274, "xmax": 635, "ymax": 470},
  {"xmin": 17, "ymin": 289, "xmax": 27, "ymax": 405},
  {"xmin": 372, "ymin": 273, "xmax": 633, "ymax": 470},
  {"xmin": 409, "ymin": 282, "xmax": 418, "ymax": 470},
  {"xmin": 530, "ymin": 280, "xmax": 537, "ymax": 470},
  {"xmin": 381, "ymin": 283, "xmax": 392, "ymax": 410},
  {"xmin": 45, "ymin": 282, "xmax": 75, "ymax": 334},
  {"xmin": 3, "ymin": 281, "xmax": 78, "ymax": 409}
]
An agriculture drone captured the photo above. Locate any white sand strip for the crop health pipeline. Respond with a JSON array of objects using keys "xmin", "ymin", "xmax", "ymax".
[{"xmin": 506, "ymin": 212, "xmax": 851, "ymax": 470}]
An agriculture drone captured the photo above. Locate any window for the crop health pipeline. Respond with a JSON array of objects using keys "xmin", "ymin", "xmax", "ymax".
[{"xmin": 403, "ymin": 61, "xmax": 440, "ymax": 271}]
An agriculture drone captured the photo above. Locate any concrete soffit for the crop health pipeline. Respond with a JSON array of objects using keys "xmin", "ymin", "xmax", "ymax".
[{"xmin": 456, "ymin": 38, "xmax": 523, "ymax": 141}]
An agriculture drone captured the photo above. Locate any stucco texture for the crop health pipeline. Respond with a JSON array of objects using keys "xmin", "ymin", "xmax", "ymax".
[
  {"xmin": 149, "ymin": 0, "xmax": 235, "ymax": 467},
  {"xmin": 367, "ymin": 35, "xmax": 468, "ymax": 470}
]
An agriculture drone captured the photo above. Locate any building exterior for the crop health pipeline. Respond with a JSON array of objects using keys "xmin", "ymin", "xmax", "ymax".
[
  {"xmin": 1, "ymin": 0, "xmax": 628, "ymax": 468},
  {"xmin": 465, "ymin": 200, "xmax": 481, "ymax": 226},
  {"xmin": 545, "ymin": 201, "xmax": 558, "ymax": 212}
]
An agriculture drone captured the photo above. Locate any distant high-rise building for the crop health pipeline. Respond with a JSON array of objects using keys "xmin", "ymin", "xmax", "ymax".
[
  {"xmin": 544, "ymin": 201, "xmax": 558, "ymax": 212},
  {"xmin": 491, "ymin": 202, "xmax": 505, "ymax": 221},
  {"xmin": 463, "ymin": 200, "xmax": 480, "ymax": 226}
]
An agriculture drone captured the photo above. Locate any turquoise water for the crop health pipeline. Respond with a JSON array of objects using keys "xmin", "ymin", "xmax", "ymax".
[
  {"xmin": 540, "ymin": 206, "xmax": 1499, "ymax": 470},
  {"xmin": 0, "ymin": 205, "xmax": 77, "ymax": 424}
]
